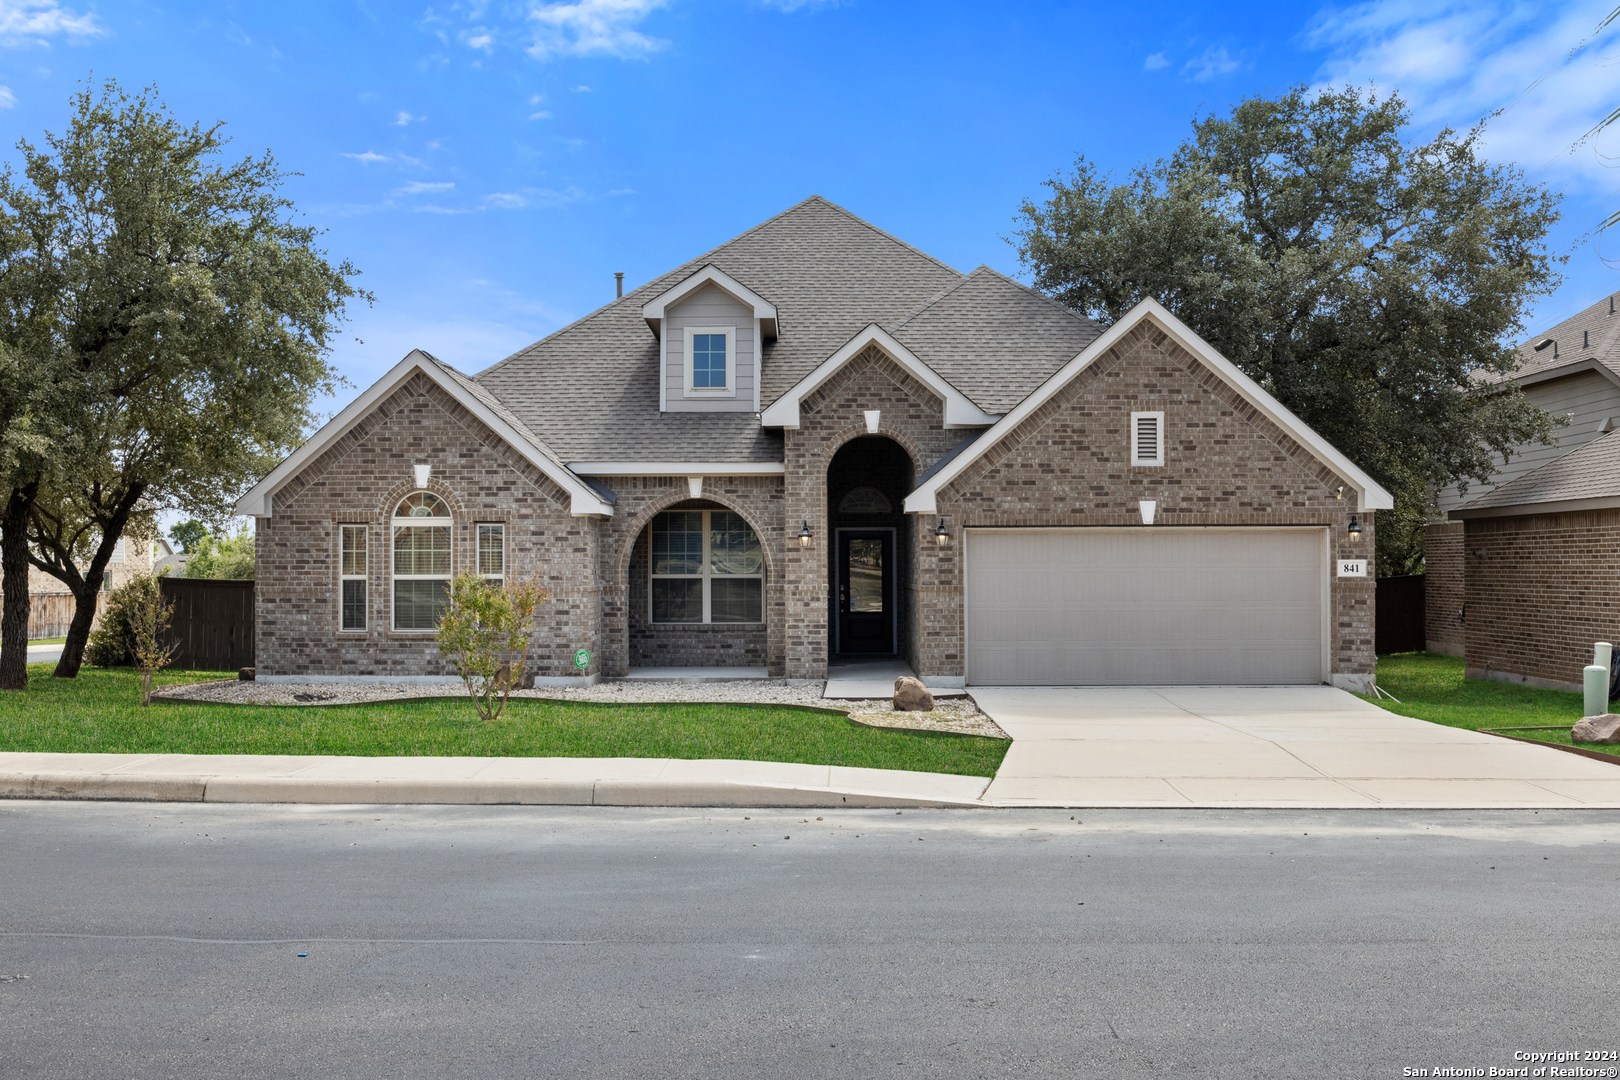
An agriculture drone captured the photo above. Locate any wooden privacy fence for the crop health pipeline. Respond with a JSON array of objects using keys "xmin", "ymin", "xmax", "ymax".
[
  {"xmin": 1375, "ymin": 574, "xmax": 1426, "ymax": 655},
  {"xmin": 160, "ymin": 578, "xmax": 255, "ymax": 671},
  {"xmin": 27, "ymin": 593, "xmax": 100, "ymax": 640}
]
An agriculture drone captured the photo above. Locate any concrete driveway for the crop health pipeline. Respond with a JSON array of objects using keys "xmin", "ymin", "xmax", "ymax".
[{"xmin": 973, "ymin": 685, "xmax": 1620, "ymax": 808}]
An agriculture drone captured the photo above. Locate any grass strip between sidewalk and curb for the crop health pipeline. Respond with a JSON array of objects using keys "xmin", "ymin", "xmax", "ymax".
[
  {"xmin": 1360, "ymin": 652, "xmax": 1620, "ymax": 764},
  {"xmin": 0, "ymin": 664, "xmax": 1008, "ymax": 778}
]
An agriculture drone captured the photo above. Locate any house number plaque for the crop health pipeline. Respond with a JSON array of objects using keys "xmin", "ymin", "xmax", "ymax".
[{"xmin": 1337, "ymin": 559, "xmax": 1367, "ymax": 577}]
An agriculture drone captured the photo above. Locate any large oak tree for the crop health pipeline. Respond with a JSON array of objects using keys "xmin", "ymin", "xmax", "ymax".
[
  {"xmin": 1013, "ymin": 86, "xmax": 1564, "ymax": 573},
  {"xmin": 0, "ymin": 80, "xmax": 366, "ymax": 687}
]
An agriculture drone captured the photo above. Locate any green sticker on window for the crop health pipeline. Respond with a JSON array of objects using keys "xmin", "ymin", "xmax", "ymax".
[{"xmin": 573, "ymin": 648, "xmax": 591, "ymax": 670}]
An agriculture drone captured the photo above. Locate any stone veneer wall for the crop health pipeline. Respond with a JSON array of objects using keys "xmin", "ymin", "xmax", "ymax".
[
  {"xmin": 596, "ymin": 477, "xmax": 786, "ymax": 677},
  {"xmin": 255, "ymin": 373, "xmax": 601, "ymax": 680},
  {"xmin": 917, "ymin": 320, "xmax": 1377, "ymax": 688},
  {"xmin": 1462, "ymin": 509, "xmax": 1620, "ymax": 692},
  {"xmin": 1423, "ymin": 522, "xmax": 1466, "ymax": 657},
  {"xmin": 625, "ymin": 501, "xmax": 770, "ymax": 669},
  {"xmin": 781, "ymin": 344, "xmax": 961, "ymax": 680}
]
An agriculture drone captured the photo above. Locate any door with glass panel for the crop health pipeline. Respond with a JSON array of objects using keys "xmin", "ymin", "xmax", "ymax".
[{"xmin": 837, "ymin": 530, "xmax": 893, "ymax": 655}]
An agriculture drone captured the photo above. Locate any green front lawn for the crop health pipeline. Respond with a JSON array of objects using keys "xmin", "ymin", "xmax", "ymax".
[
  {"xmin": 0, "ymin": 664, "xmax": 1008, "ymax": 777},
  {"xmin": 1364, "ymin": 652, "xmax": 1619, "ymax": 761}
]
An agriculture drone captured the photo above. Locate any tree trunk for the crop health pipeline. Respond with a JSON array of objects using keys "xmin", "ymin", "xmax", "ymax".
[
  {"xmin": 0, "ymin": 483, "xmax": 40, "ymax": 691},
  {"xmin": 52, "ymin": 586, "xmax": 102, "ymax": 679}
]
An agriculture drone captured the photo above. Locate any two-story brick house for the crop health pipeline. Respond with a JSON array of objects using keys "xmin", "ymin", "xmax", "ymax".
[{"xmin": 235, "ymin": 197, "xmax": 1390, "ymax": 689}]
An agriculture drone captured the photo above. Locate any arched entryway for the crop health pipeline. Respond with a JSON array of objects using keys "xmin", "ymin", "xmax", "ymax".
[
  {"xmin": 826, "ymin": 437, "xmax": 915, "ymax": 661},
  {"xmin": 624, "ymin": 498, "xmax": 772, "ymax": 670}
]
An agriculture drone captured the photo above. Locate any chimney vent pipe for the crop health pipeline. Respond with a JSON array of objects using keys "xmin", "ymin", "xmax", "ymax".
[{"xmin": 615, "ymin": 272, "xmax": 624, "ymax": 299}]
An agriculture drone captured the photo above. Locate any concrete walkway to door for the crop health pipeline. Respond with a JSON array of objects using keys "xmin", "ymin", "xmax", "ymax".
[{"xmin": 973, "ymin": 685, "xmax": 1620, "ymax": 808}]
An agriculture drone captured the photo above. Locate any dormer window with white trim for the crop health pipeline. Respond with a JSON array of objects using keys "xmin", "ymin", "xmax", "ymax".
[
  {"xmin": 685, "ymin": 327, "xmax": 734, "ymax": 395},
  {"xmin": 1131, "ymin": 410, "xmax": 1164, "ymax": 467}
]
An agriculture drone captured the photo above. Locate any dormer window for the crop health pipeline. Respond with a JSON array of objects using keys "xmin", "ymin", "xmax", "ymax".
[{"xmin": 684, "ymin": 326, "xmax": 735, "ymax": 396}]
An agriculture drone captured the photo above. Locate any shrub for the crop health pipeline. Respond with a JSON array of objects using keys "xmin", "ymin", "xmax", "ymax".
[
  {"xmin": 436, "ymin": 570, "xmax": 549, "ymax": 722},
  {"xmin": 86, "ymin": 577, "xmax": 162, "ymax": 668}
]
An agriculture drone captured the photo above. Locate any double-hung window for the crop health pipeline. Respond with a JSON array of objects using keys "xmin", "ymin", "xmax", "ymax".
[
  {"xmin": 683, "ymin": 327, "xmax": 733, "ymax": 396},
  {"xmin": 392, "ymin": 492, "xmax": 452, "ymax": 630},
  {"xmin": 340, "ymin": 524, "xmax": 368, "ymax": 631},
  {"xmin": 477, "ymin": 524, "xmax": 505, "ymax": 587},
  {"xmin": 649, "ymin": 510, "xmax": 762, "ymax": 623}
]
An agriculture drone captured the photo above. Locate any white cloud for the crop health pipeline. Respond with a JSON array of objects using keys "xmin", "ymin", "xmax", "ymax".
[
  {"xmin": 526, "ymin": 0, "xmax": 668, "ymax": 61},
  {"xmin": 1144, "ymin": 51, "xmax": 1169, "ymax": 71},
  {"xmin": 571, "ymin": 84, "xmax": 591, "ymax": 92},
  {"xmin": 462, "ymin": 29, "xmax": 493, "ymax": 51},
  {"xmin": 398, "ymin": 181, "xmax": 454, "ymax": 194},
  {"xmin": 1303, "ymin": 1, "xmax": 1620, "ymax": 187},
  {"xmin": 755, "ymin": 0, "xmax": 840, "ymax": 10},
  {"xmin": 529, "ymin": 93, "xmax": 545, "ymax": 104},
  {"xmin": 528, "ymin": 109, "xmax": 552, "ymax": 120},
  {"xmin": 483, "ymin": 192, "xmax": 530, "ymax": 209},
  {"xmin": 1183, "ymin": 46, "xmax": 1244, "ymax": 81},
  {"xmin": 342, "ymin": 150, "xmax": 426, "ymax": 168},
  {"xmin": 0, "ymin": 0, "xmax": 104, "ymax": 42},
  {"xmin": 393, "ymin": 111, "xmax": 425, "ymax": 126},
  {"xmin": 0, "ymin": 85, "xmax": 14, "ymax": 107}
]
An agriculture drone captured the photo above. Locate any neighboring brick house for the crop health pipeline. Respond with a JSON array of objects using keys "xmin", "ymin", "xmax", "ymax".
[
  {"xmin": 235, "ymin": 197, "xmax": 1391, "ymax": 689},
  {"xmin": 27, "ymin": 534, "xmax": 160, "ymax": 596},
  {"xmin": 1427, "ymin": 294, "xmax": 1620, "ymax": 688}
]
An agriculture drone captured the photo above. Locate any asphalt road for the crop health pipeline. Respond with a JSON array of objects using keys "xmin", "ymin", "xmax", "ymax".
[{"xmin": 3, "ymin": 802, "xmax": 1618, "ymax": 1079}]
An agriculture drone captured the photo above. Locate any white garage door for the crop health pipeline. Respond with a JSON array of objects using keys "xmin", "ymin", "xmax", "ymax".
[{"xmin": 965, "ymin": 529, "xmax": 1325, "ymax": 686}]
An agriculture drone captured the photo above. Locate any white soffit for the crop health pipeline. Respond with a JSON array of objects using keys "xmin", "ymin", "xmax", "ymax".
[
  {"xmin": 568, "ymin": 462, "xmax": 786, "ymax": 476},
  {"xmin": 759, "ymin": 323, "xmax": 999, "ymax": 430},
  {"xmin": 642, "ymin": 264, "xmax": 778, "ymax": 339},
  {"xmin": 234, "ymin": 350, "xmax": 615, "ymax": 519},
  {"xmin": 903, "ymin": 298, "xmax": 1395, "ymax": 514}
]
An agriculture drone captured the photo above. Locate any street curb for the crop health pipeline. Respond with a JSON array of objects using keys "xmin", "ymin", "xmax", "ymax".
[{"xmin": 0, "ymin": 771, "xmax": 989, "ymax": 809}]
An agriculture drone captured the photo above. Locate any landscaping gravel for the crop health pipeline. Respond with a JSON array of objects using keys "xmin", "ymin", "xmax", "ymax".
[{"xmin": 156, "ymin": 678, "xmax": 1009, "ymax": 739}]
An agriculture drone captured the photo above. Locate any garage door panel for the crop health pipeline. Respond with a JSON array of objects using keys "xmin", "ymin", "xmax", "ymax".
[{"xmin": 966, "ymin": 529, "xmax": 1324, "ymax": 686}]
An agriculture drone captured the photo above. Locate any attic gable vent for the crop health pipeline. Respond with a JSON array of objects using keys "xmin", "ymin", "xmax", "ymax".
[{"xmin": 1130, "ymin": 410, "xmax": 1165, "ymax": 467}]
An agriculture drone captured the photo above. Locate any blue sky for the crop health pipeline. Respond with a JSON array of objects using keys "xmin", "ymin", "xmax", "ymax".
[{"xmin": 4, "ymin": 0, "xmax": 1620, "ymax": 453}]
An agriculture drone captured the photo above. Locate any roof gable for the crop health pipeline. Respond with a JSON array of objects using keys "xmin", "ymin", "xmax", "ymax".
[
  {"xmin": 641, "ymin": 264, "xmax": 778, "ymax": 339},
  {"xmin": 234, "ymin": 350, "xmax": 615, "ymax": 518},
  {"xmin": 758, "ymin": 323, "xmax": 999, "ymax": 429},
  {"xmin": 904, "ymin": 298, "xmax": 1395, "ymax": 513}
]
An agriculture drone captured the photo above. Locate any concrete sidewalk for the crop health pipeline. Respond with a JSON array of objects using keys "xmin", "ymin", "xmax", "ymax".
[{"xmin": 0, "ymin": 752, "xmax": 992, "ymax": 808}]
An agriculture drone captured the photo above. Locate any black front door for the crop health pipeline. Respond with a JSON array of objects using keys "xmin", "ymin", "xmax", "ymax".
[{"xmin": 838, "ymin": 531, "xmax": 894, "ymax": 655}]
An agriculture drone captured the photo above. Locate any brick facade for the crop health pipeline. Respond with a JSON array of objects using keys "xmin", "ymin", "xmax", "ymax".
[
  {"xmin": 256, "ymin": 373, "xmax": 601, "ymax": 681},
  {"xmin": 255, "ymin": 326, "xmax": 1379, "ymax": 687},
  {"xmin": 1423, "ymin": 522, "xmax": 1465, "ymax": 657},
  {"xmin": 918, "ymin": 321, "xmax": 1376, "ymax": 687},
  {"xmin": 1459, "ymin": 509, "xmax": 1620, "ymax": 692}
]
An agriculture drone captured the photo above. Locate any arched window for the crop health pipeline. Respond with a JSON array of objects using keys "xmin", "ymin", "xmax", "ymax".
[
  {"xmin": 392, "ymin": 492, "xmax": 451, "ymax": 630},
  {"xmin": 650, "ymin": 509, "xmax": 763, "ymax": 623},
  {"xmin": 838, "ymin": 486, "xmax": 892, "ymax": 514}
]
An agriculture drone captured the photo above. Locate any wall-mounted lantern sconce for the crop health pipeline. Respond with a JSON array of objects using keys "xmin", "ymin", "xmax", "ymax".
[
  {"xmin": 1335, "ymin": 485, "xmax": 1345, "ymax": 500},
  {"xmin": 798, "ymin": 521, "xmax": 813, "ymax": 548},
  {"xmin": 1348, "ymin": 514, "xmax": 1362, "ymax": 538},
  {"xmin": 934, "ymin": 518, "xmax": 950, "ymax": 547}
]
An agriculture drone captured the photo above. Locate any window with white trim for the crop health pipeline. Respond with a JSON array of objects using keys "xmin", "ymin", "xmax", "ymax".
[
  {"xmin": 1130, "ymin": 410, "xmax": 1165, "ymax": 467},
  {"xmin": 477, "ymin": 523, "xmax": 505, "ymax": 587},
  {"xmin": 392, "ymin": 492, "xmax": 451, "ymax": 630},
  {"xmin": 649, "ymin": 510, "xmax": 763, "ymax": 623},
  {"xmin": 340, "ymin": 524, "xmax": 368, "ymax": 632},
  {"xmin": 683, "ymin": 326, "xmax": 735, "ymax": 396}
]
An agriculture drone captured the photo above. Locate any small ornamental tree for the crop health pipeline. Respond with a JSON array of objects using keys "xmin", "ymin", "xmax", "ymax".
[{"xmin": 435, "ymin": 570, "xmax": 549, "ymax": 722}]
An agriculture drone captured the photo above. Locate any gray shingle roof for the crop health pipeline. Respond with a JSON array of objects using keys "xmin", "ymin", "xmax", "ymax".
[
  {"xmin": 887, "ymin": 265, "xmax": 1103, "ymax": 414},
  {"xmin": 475, "ymin": 196, "xmax": 964, "ymax": 462},
  {"xmin": 1490, "ymin": 293, "xmax": 1620, "ymax": 385},
  {"xmin": 419, "ymin": 351, "xmax": 578, "ymax": 478},
  {"xmin": 1454, "ymin": 428, "xmax": 1620, "ymax": 512}
]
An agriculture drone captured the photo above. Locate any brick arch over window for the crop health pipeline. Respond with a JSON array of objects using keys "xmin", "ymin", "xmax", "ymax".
[
  {"xmin": 611, "ymin": 488, "xmax": 782, "ymax": 588},
  {"xmin": 377, "ymin": 476, "xmax": 469, "ymax": 521}
]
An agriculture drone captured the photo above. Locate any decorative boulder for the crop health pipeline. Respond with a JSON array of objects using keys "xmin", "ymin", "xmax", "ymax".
[
  {"xmin": 894, "ymin": 676, "xmax": 935, "ymax": 712},
  {"xmin": 238, "ymin": 667, "xmax": 255, "ymax": 682},
  {"xmin": 1572, "ymin": 714, "xmax": 1620, "ymax": 744}
]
